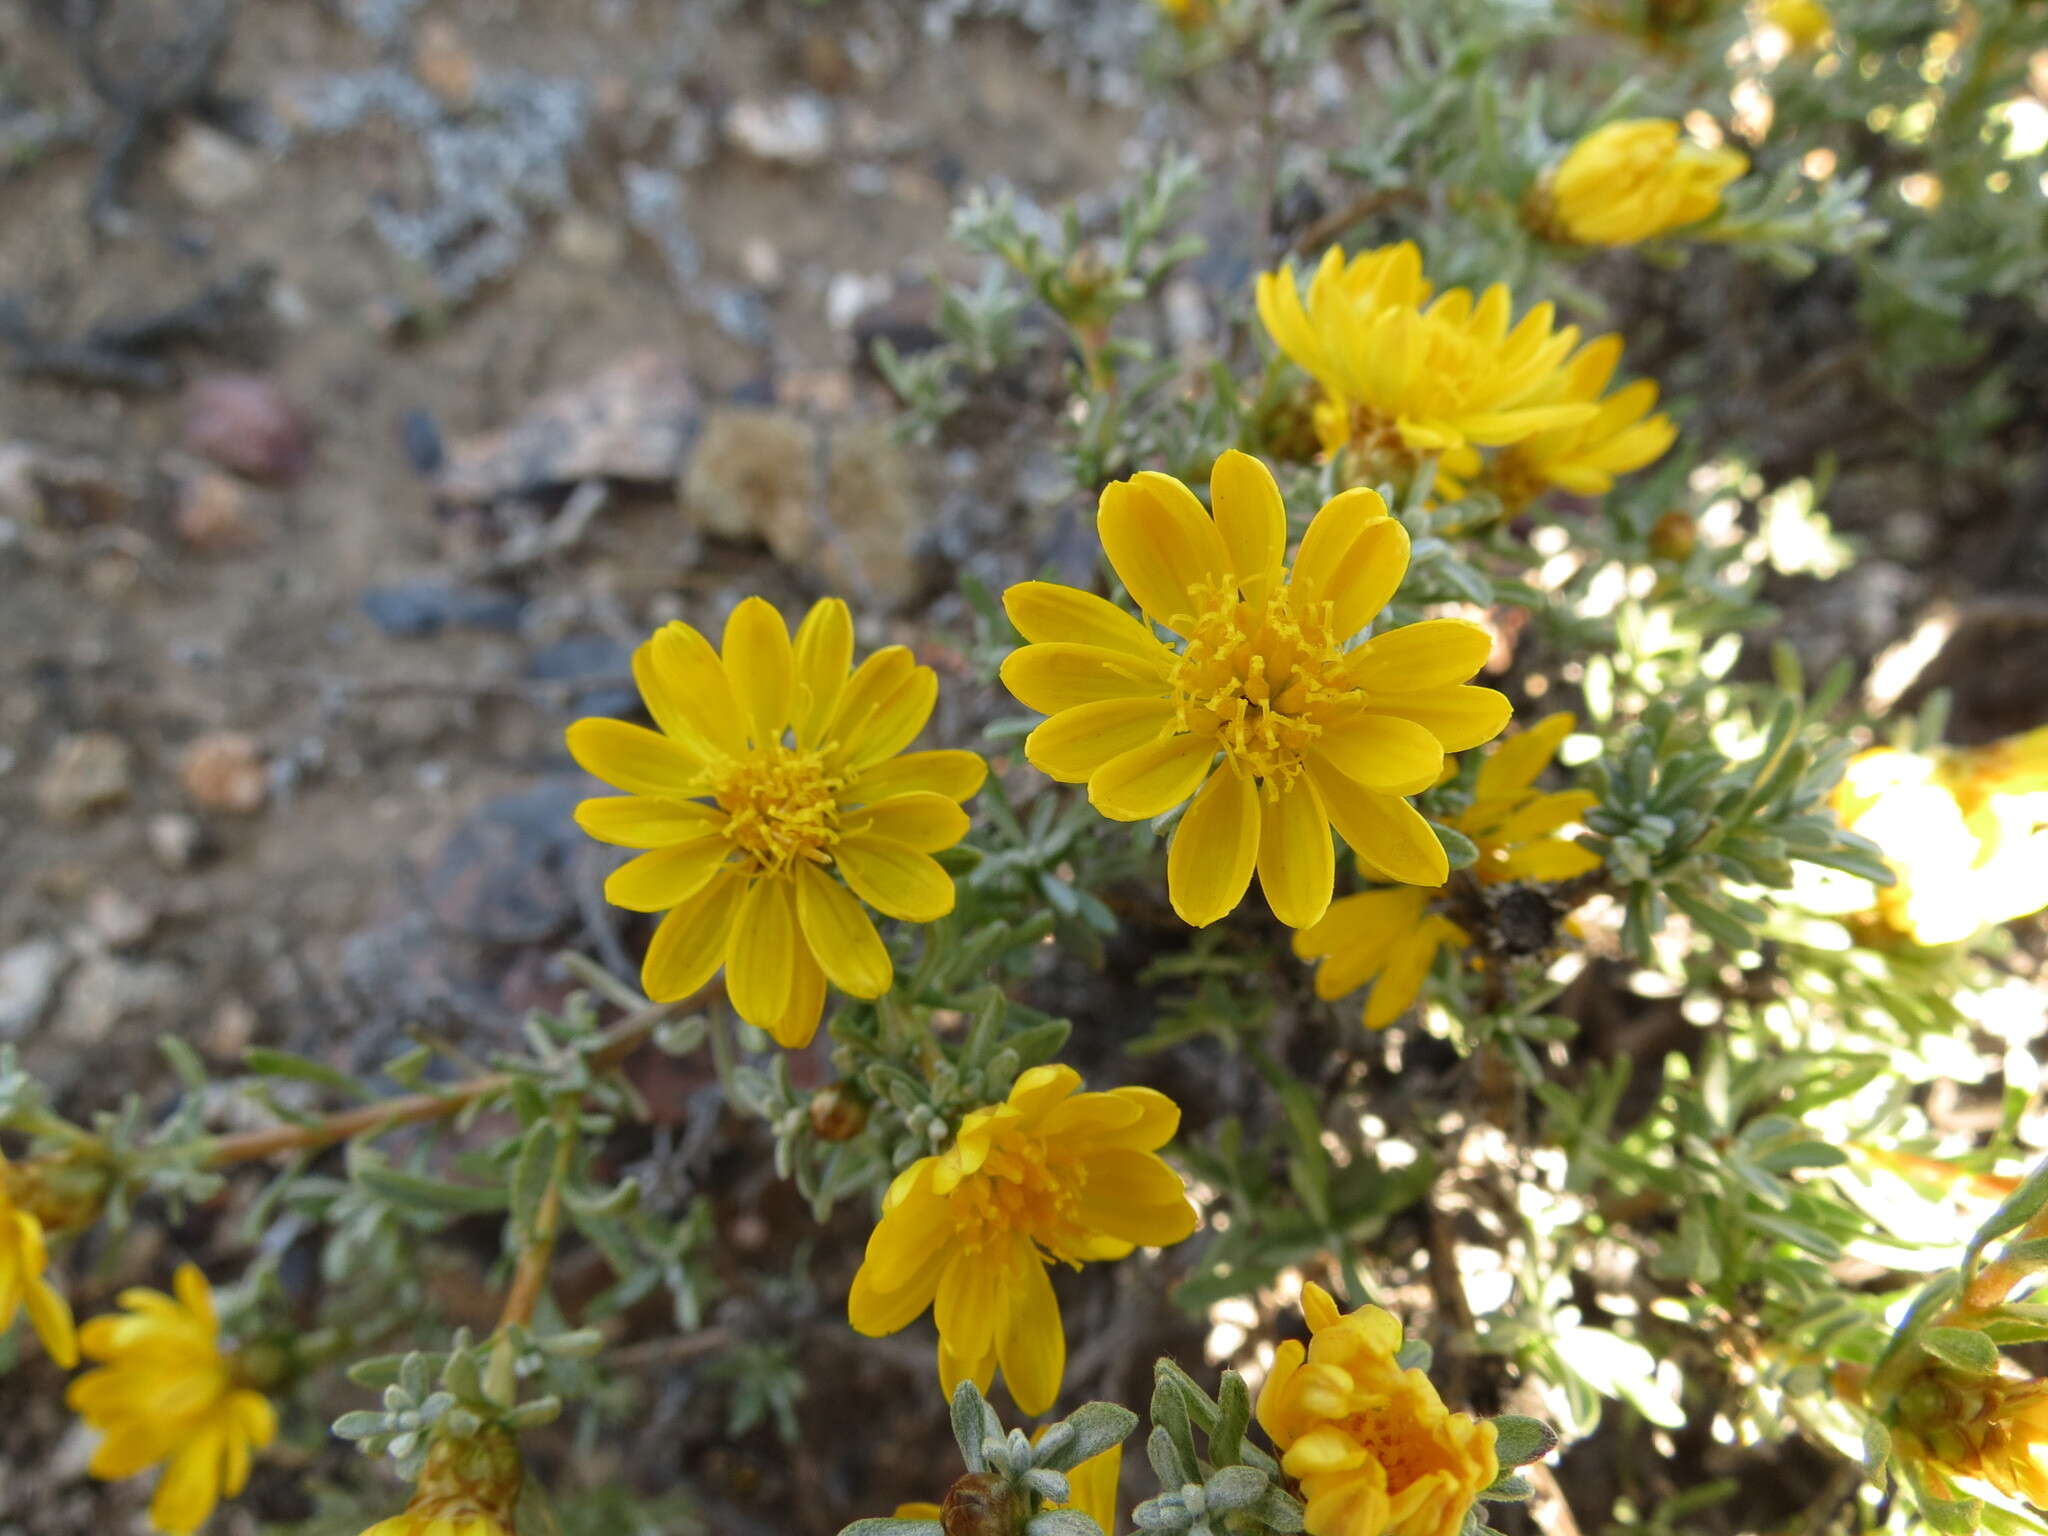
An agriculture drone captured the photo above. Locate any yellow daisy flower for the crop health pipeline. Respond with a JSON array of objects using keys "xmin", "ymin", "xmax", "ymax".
[
  {"xmin": 1255, "ymin": 252, "xmax": 1594, "ymax": 467},
  {"xmin": 1831, "ymin": 728, "xmax": 2048, "ymax": 946},
  {"xmin": 1000, "ymin": 451, "xmax": 1512, "ymax": 929},
  {"xmin": 1256, "ymin": 1283, "xmax": 1498, "ymax": 1536},
  {"xmin": 1294, "ymin": 714, "xmax": 1598, "ymax": 1028},
  {"xmin": 362, "ymin": 1426, "xmax": 521, "ymax": 1536},
  {"xmin": 1548, "ymin": 119, "xmax": 1748, "ymax": 247},
  {"xmin": 67, "ymin": 1264, "xmax": 278, "ymax": 1536},
  {"xmin": 894, "ymin": 1441, "xmax": 1121, "ymax": 1531},
  {"xmin": 1474, "ymin": 334, "xmax": 1676, "ymax": 506},
  {"xmin": 567, "ymin": 598, "xmax": 987, "ymax": 1048},
  {"xmin": 0, "ymin": 1150, "xmax": 78, "ymax": 1367},
  {"xmin": 849, "ymin": 1065, "xmax": 1197, "ymax": 1416}
]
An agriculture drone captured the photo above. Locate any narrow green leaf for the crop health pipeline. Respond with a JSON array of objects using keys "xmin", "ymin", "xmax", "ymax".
[{"xmin": 1921, "ymin": 1326, "xmax": 2001, "ymax": 1376}]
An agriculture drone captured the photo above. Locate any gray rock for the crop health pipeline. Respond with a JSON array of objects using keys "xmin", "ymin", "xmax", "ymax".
[
  {"xmin": 0, "ymin": 940, "xmax": 66, "ymax": 1037},
  {"xmin": 35, "ymin": 733, "xmax": 132, "ymax": 822},
  {"xmin": 146, "ymin": 812, "xmax": 206, "ymax": 871},
  {"xmin": 164, "ymin": 123, "xmax": 263, "ymax": 209},
  {"xmin": 53, "ymin": 957, "xmax": 183, "ymax": 1046},
  {"xmin": 724, "ymin": 94, "xmax": 833, "ymax": 166}
]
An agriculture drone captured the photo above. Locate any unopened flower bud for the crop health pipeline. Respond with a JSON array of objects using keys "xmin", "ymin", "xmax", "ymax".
[
  {"xmin": 941, "ymin": 1471, "xmax": 1019, "ymax": 1536},
  {"xmin": 809, "ymin": 1084, "xmax": 869, "ymax": 1142}
]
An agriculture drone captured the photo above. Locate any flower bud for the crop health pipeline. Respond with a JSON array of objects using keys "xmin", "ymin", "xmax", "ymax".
[
  {"xmin": 941, "ymin": 1471, "xmax": 1019, "ymax": 1536},
  {"xmin": 809, "ymin": 1084, "xmax": 869, "ymax": 1142}
]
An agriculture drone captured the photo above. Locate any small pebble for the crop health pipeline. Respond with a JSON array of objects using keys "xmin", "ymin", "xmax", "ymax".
[
  {"xmin": 180, "ymin": 731, "xmax": 268, "ymax": 814},
  {"xmin": 35, "ymin": 732, "xmax": 132, "ymax": 822}
]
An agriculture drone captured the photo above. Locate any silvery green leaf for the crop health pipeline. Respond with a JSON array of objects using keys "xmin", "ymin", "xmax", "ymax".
[
  {"xmin": 1253, "ymin": 1488, "xmax": 1306, "ymax": 1532},
  {"xmin": 1150, "ymin": 1373, "xmax": 1199, "ymax": 1483},
  {"xmin": 1487, "ymin": 1414, "xmax": 1559, "ymax": 1469},
  {"xmin": 1920, "ymin": 1326, "xmax": 2000, "ymax": 1376},
  {"xmin": 504, "ymin": 1395, "xmax": 562, "ymax": 1429},
  {"xmin": 1026, "ymin": 1513, "xmax": 1103, "ymax": 1536},
  {"xmin": 1132, "ymin": 1494, "xmax": 1185, "ymax": 1531},
  {"xmin": 1037, "ymin": 1402, "xmax": 1137, "ymax": 1472},
  {"xmin": 1146, "ymin": 1425, "xmax": 1185, "ymax": 1490},
  {"xmin": 1211, "ymin": 1370, "xmax": 1251, "ymax": 1467},
  {"xmin": 1023, "ymin": 1468, "xmax": 1071, "ymax": 1503},
  {"xmin": 330, "ymin": 1411, "xmax": 386, "ymax": 1440},
  {"xmin": 1479, "ymin": 1472, "xmax": 1533, "ymax": 1501},
  {"xmin": 836, "ymin": 1521, "xmax": 942, "ymax": 1536},
  {"xmin": 1862, "ymin": 1419, "xmax": 1891, "ymax": 1474},
  {"xmin": 534, "ymin": 1328, "xmax": 605, "ymax": 1359},
  {"xmin": 951, "ymin": 1379, "xmax": 1001, "ymax": 1472},
  {"xmin": 1203, "ymin": 1465, "xmax": 1267, "ymax": 1512}
]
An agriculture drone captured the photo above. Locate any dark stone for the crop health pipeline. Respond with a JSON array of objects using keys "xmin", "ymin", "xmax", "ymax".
[
  {"xmin": 525, "ymin": 633, "xmax": 637, "ymax": 718},
  {"xmin": 426, "ymin": 776, "xmax": 589, "ymax": 944},
  {"xmin": 359, "ymin": 581, "xmax": 526, "ymax": 638},
  {"xmin": 401, "ymin": 408, "xmax": 445, "ymax": 476}
]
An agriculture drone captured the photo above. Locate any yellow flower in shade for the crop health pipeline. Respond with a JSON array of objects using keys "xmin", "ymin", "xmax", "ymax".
[
  {"xmin": 0, "ymin": 1151, "xmax": 77, "ymax": 1367},
  {"xmin": 1469, "ymin": 335, "xmax": 1676, "ymax": 506},
  {"xmin": 567, "ymin": 598, "xmax": 986, "ymax": 1048},
  {"xmin": 1548, "ymin": 119, "xmax": 1748, "ymax": 247},
  {"xmin": 1294, "ymin": 714, "xmax": 1598, "ymax": 1029},
  {"xmin": 849, "ymin": 1065, "xmax": 1197, "ymax": 1416},
  {"xmin": 894, "ymin": 1442, "xmax": 1122, "ymax": 1531},
  {"xmin": 1000, "ymin": 451, "xmax": 1512, "ymax": 929},
  {"xmin": 1893, "ymin": 1363, "xmax": 2048, "ymax": 1508},
  {"xmin": 1256, "ymin": 254, "xmax": 1594, "ymax": 466},
  {"xmin": 1256, "ymin": 1283, "xmax": 1497, "ymax": 1536},
  {"xmin": 1830, "ymin": 727, "xmax": 2048, "ymax": 946},
  {"xmin": 67, "ymin": 1265, "xmax": 278, "ymax": 1536},
  {"xmin": 361, "ymin": 1426, "xmax": 522, "ymax": 1536},
  {"xmin": 1761, "ymin": 0, "xmax": 1831, "ymax": 50}
]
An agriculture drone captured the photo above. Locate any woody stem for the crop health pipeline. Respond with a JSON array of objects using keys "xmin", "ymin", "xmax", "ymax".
[
  {"xmin": 205, "ymin": 997, "xmax": 678, "ymax": 1166},
  {"xmin": 497, "ymin": 1103, "xmax": 579, "ymax": 1332}
]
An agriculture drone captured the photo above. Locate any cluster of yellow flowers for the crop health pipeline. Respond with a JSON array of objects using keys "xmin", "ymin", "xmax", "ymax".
[
  {"xmin": 1828, "ymin": 725, "xmax": 2048, "ymax": 946},
  {"xmin": 1543, "ymin": 119, "xmax": 1749, "ymax": 248},
  {"xmin": 1256, "ymin": 240, "xmax": 1675, "ymax": 503},
  {"xmin": 565, "ymin": 443, "xmax": 1604, "ymax": 1472}
]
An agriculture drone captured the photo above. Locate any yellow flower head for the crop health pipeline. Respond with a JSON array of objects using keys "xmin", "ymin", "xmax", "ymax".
[
  {"xmin": 1893, "ymin": 1362, "xmax": 2048, "ymax": 1508},
  {"xmin": 568, "ymin": 598, "xmax": 987, "ymax": 1048},
  {"xmin": 895, "ymin": 1441, "xmax": 1122, "ymax": 1532},
  {"xmin": 1831, "ymin": 732, "xmax": 2048, "ymax": 946},
  {"xmin": 67, "ymin": 1264, "xmax": 278, "ymax": 1536},
  {"xmin": 1548, "ymin": 119, "xmax": 1748, "ymax": 247},
  {"xmin": 0, "ymin": 1150, "xmax": 78, "ymax": 1367},
  {"xmin": 849, "ymin": 1064, "xmax": 1197, "ymax": 1416},
  {"xmin": 1256, "ymin": 1283, "xmax": 1498, "ymax": 1536},
  {"xmin": 1001, "ymin": 451, "xmax": 1511, "ymax": 930},
  {"xmin": 362, "ymin": 1425, "xmax": 522, "ymax": 1536},
  {"xmin": 1257, "ymin": 253, "xmax": 1594, "ymax": 467},
  {"xmin": 1470, "ymin": 334, "xmax": 1677, "ymax": 505},
  {"xmin": 1761, "ymin": 0, "xmax": 1831, "ymax": 50},
  {"xmin": 1293, "ymin": 714, "xmax": 1597, "ymax": 1029}
]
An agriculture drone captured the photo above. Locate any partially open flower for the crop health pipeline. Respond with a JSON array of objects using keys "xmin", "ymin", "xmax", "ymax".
[
  {"xmin": 1544, "ymin": 119, "xmax": 1748, "ymax": 247},
  {"xmin": 1256, "ymin": 1283, "xmax": 1497, "ymax": 1536}
]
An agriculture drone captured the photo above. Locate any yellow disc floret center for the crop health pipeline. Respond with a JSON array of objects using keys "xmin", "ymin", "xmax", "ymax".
[
  {"xmin": 713, "ymin": 745, "xmax": 842, "ymax": 874},
  {"xmin": 953, "ymin": 1131, "xmax": 1090, "ymax": 1266},
  {"xmin": 1170, "ymin": 577, "xmax": 1359, "ymax": 791},
  {"xmin": 1339, "ymin": 1392, "xmax": 1456, "ymax": 1494}
]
